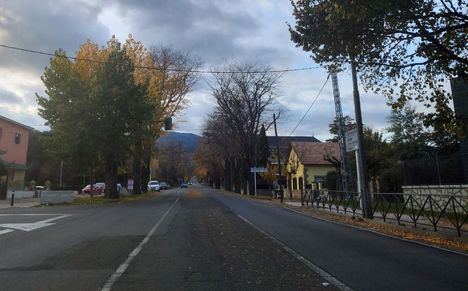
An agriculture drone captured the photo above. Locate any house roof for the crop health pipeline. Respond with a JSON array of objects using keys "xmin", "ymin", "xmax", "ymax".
[
  {"xmin": 267, "ymin": 136, "xmax": 321, "ymax": 160},
  {"xmin": 267, "ymin": 136, "xmax": 321, "ymax": 150},
  {"xmin": 291, "ymin": 142, "xmax": 340, "ymax": 165},
  {"xmin": 0, "ymin": 115, "xmax": 34, "ymax": 131}
]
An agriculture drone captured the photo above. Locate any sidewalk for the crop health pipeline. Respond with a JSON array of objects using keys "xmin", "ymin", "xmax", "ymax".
[
  {"xmin": 285, "ymin": 200, "xmax": 468, "ymax": 233},
  {"xmin": 0, "ymin": 197, "xmax": 41, "ymax": 209}
]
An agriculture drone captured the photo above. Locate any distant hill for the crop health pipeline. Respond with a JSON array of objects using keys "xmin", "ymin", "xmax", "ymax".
[{"xmin": 155, "ymin": 131, "xmax": 201, "ymax": 153}]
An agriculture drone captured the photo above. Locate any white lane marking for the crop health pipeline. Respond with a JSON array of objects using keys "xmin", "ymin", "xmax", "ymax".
[
  {"xmin": 0, "ymin": 229, "xmax": 14, "ymax": 235},
  {"xmin": 0, "ymin": 223, "xmax": 53, "ymax": 231},
  {"xmin": 36, "ymin": 215, "xmax": 71, "ymax": 224},
  {"xmin": 100, "ymin": 197, "xmax": 180, "ymax": 291},
  {"xmin": 0, "ymin": 214, "xmax": 71, "ymax": 232},
  {"xmin": 0, "ymin": 214, "xmax": 65, "ymax": 216},
  {"xmin": 237, "ymin": 214, "xmax": 353, "ymax": 291}
]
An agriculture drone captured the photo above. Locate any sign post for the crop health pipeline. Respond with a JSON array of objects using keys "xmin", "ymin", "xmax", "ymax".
[
  {"xmin": 346, "ymin": 128, "xmax": 364, "ymax": 209},
  {"xmin": 251, "ymin": 167, "xmax": 267, "ymax": 196},
  {"xmin": 345, "ymin": 128, "xmax": 359, "ymax": 153}
]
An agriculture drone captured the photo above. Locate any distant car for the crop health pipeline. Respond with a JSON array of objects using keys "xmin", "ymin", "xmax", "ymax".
[
  {"xmin": 35, "ymin": 186, "xmax": 44, "ymax": 191},
  {"xmin": 180, "ymin": 183, "xmax": 188, "ymax": 188},
  {"xmin": 147, "ymin": 180, "xmax": 160, "ymax": 192},
  {"xmin": 159, "ymin": 181, "xmax": 168, "ymax": 190},
  {"xmin": 188, "ymin": 181, "xmax": 193, "ymax": 185}
]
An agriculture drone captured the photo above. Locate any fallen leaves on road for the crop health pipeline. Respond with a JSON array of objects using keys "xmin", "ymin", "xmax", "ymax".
[{"xmin": 186, "ymin": 189, "xmax": 201, "ymax": 198}]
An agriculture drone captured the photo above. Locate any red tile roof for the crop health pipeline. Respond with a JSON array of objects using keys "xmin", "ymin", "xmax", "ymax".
[{"xmin": 291, "ymin": 142, "xmax": 341, "ymax": 165}]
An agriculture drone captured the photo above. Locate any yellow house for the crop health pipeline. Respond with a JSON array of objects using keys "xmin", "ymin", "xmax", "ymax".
[
  {"xmin": 265, "ymin": 136, "xmax": 320, "ymax": 189},
  {"xmin": 286, "ymin": 142, "xmax": 340, "ymax": 198}
]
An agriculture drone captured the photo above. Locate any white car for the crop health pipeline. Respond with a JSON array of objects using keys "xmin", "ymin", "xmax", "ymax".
[{"xmin": 147, "ymin": 180, "xmax": 160, "ymax": 192}]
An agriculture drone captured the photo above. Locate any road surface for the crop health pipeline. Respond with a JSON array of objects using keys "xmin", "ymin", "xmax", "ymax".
[{"xmin": 0, "ymin": 185, "xmax": 466, "ymax": 290}]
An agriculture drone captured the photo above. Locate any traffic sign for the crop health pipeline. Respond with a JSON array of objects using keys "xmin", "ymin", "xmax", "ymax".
[
  {"xmin": 345, "ymin": 128, "xmax": 359, "ymax": 152},
  {"xmin": 250, "ymin": 167, "xmax": 268, "ymax": 173}
]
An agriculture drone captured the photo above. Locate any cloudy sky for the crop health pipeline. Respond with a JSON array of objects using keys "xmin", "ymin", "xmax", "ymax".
[{"xmin": 0, "ymin": 0, "xmax": 393, "ymax": 141}]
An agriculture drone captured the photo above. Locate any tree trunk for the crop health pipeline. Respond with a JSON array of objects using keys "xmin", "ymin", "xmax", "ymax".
[
  {"xmin": 105, "ymin": 155, "xmax": 118, "ymax": 199},
  {"xmin": 132, "ymin": 140, "xmax": 143, "ymax": 195},
  {"xmin": 141, "ymin": 155, "xmax": 151, "ymax": 193}
]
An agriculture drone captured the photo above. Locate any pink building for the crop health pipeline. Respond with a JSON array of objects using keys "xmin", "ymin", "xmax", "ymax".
[{"xmin": 0, "ymin": 115, "xmax": 33, "ymax": 190}]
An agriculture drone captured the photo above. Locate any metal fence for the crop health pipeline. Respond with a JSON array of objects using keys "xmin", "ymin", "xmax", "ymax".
[{"xmin": 300, "ymin": 190, "xmax": 468, "ymax": 236}]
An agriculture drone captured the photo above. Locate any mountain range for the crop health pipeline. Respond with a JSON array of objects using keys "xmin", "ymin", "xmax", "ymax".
[{"xmin": 155, "ymin": 131, "xmax": 201, "ymax": 153}]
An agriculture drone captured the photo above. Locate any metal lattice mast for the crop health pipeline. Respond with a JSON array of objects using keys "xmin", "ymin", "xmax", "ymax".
[{"xmin": 330, "ymin": 71, "xmax": 350, "ymax": 192}]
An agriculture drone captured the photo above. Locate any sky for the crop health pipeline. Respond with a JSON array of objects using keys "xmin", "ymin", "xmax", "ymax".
[{"xmin": 0, "ymin": 0, "xmax": 394, "ymax": 141}]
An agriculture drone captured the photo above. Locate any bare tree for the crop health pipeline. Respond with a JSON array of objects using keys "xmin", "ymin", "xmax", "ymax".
[
  {"xmin": 207, "ymin": 62, "xmax": 282, "ymax": 193},
  {"xmin": 133, "ymin": 47, "xmax": 201, "ymax": 194}
]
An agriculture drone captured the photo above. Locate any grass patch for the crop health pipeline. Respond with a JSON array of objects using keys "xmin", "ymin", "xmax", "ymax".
[{"xmin": 72, "ymin": 191, "xmax": 157, "ymax": 205}]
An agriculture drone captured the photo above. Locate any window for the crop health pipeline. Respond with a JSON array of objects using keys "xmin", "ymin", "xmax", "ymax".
[
  {"xmin": 14, "ymin": 133, "xmax": 21, "ymax": 144},
  {"xmin": 298, "ymin": 177, "xmax": 304, "ymax": 190},
  {"xmin": 292, "ymin": 177, "xmax": 297, "ymax": 190}
]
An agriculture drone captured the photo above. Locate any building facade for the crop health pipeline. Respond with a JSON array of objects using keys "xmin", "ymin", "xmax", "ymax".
[
  {"xmin": 286, "ymin": 142, "xmax": 340, "ymax": 198},
  {"xmin": 0, "ymin": 115, "xmax": 32, "ymax": 190}
]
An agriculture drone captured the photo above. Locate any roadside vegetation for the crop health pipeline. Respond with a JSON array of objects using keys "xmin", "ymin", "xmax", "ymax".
[{"xmin": 72, "ymin": 191, "xmax": 158, "ymax": 205}]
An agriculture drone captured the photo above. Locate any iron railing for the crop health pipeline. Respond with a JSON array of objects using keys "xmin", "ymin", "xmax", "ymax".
[{"xmin": 300, "ymin": 190, "xmax": 468, "ymax": 236}]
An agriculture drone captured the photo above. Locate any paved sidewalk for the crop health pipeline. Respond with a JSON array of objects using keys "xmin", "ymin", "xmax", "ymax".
[{"xmin": 0, "ymin": 198, "xmax": 41, "ymax": 209}]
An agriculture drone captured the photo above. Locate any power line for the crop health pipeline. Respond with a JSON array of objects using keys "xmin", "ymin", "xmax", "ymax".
[
  {"xmin": 0, "ymin": 43, "xmax": 322, "ymax": 74},
  {"xmin": 288, "ymin": 74, "xmax": 330, "ymax": 136}
]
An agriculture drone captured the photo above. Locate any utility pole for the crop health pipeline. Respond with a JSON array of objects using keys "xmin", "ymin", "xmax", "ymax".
[
  {"xmin": 351, "ymin": 61, "xmax": 372, "ymax": 218},
  {"xmin": 330, "ymin": 71, "xmax": 350, "ymax": 194},
  {"xmin": 273, "ymin": 113, "xmax": 284, "ymax": 203}
]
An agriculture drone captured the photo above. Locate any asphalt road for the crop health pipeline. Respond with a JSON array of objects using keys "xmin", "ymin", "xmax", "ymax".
[{"xmin": 0, "ymin": 185, "xmax": 466, "ymax": 291}]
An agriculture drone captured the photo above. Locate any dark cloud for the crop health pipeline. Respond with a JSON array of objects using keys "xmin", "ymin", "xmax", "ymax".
[
  {"xmin": 0, "ymin": 0, "xmax": 109, "ymax": 73},
  {"xmin": 103, "ymin": 0, "xmax": 282, "ymax": 65},
  {"xmin": 0, "ymin": 0, "xmax": 392, "ymax": 138},
  {"xmin": 0, "ymin": 88, "xmax": 23, "ymax": 104}
]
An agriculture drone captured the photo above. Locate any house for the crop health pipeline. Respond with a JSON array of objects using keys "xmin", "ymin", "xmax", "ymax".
[
  {"xmin": 0, "ymin": 115, "xmax": 33, "ymax": 192},
  {"xmin": 265, "ymin": 136, "xmax": 321, "ymax": 187},
  {"xmin": 286, "ymin": 141, "xmax": 340, "ymax": 198}
]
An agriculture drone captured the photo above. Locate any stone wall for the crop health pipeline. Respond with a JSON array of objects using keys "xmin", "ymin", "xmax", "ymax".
[
  {"xmin": 6, "ymin": 190, "xmax": 35, "ymax": 199},
  {"xmin": 402, "ymin": 185, "xmax": 468, "ymax": 213},
  {"xmin": 40, "ymin": 191, "xmax": 74, "ymax": 204}
]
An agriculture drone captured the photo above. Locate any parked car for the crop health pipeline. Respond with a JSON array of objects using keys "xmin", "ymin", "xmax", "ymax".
[
  {"xmin": 81, "ymin": 183, "xmax": 122, "ymax": 194},
  {"xmin": 159, "ymin": 181, "xmax": 168, "ymax": 190},
  {"xmin": 81, "ymin": 182, "xmax": 105, "ymax": 194},
  {"xmin": 147, "ymin": 180, "xmax": 160, "ymax": 192},
  {"xmin": 180, "ymin": 182, "xmax": 188, "ymax": 188}
]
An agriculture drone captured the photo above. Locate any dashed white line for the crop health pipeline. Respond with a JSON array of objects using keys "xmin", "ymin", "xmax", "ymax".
[
  {"xmin": 100, "ymin": 197, "xmax": 180, "ymax": 291},
  {"xmin": 237, "ymin": 214, "xmax": 353, "ymax": 291}
]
